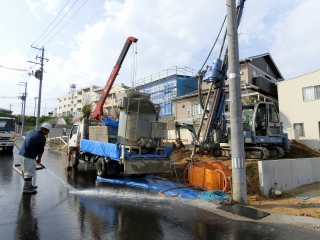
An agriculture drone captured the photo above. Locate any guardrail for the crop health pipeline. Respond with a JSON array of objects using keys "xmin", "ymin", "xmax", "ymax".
[{"xmin": 46, "ymin": 136, "xmax": 68, "ymax": 151}]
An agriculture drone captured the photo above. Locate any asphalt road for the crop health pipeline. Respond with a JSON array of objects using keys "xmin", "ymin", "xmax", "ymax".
[{"xmin": 1, "ymin": 142, "xmax": 320, "ymax": 239}]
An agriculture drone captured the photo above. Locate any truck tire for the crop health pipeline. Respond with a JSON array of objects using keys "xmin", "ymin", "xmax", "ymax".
[
  {"xmin": 71, "ymin": 151, "xmax": 80, "ymax": 167},
  {"xmin": 96, "ymin": 158, "xmax": 108, "ymax": 178},
  {"xmin": 6, "ymin": 146, "xmax": 14, "ymax": 152},
  {"xmin": 96, "ymin": 158, "xmax": 120, "ymax": 178}
]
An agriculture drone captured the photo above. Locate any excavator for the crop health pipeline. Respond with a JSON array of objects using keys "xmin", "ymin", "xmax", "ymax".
[{"xmin": 175, "ymin": 0, "xmax": 290, "ymax": 160}]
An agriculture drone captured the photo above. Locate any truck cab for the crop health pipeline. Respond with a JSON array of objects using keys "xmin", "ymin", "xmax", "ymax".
[{"xmin": 0, "ymin": 117, "xmax": 17, "ymax": 152}]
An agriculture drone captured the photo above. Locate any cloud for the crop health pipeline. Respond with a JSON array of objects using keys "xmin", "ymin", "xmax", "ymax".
[
  {"xmin": 25, "ymin": 0, "xmax": 61, "ymax": 15},
  {"xmin": 5, "ymin": 0, "xmax": 320, "ymax": 115},
  {"xmin": 269, "ymin": 0, "xmax": 320, "ymax": 78}
]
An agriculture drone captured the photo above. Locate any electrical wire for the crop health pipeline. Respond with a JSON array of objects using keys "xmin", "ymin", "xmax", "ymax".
[
  {"xmin": 35, "ymin": 0, "xmax": 80, "ymax": 47},
  {"xmin": 0, "ymin": 65, "xmax": 26, "ymax": 72},
  {"xmin": 42, "ymin": 0, "xmax": 89, "ymax": 47},
  {"xmin": 32, "ymin": 0, "xmax": 71, "ymax": 45},
  {"xmin": 0, "ymin": 95, "xmax": 19, "ymax": 99},
  {"xmin": 50, "ymin": 5, "xmax": 104, "ymax": 58}
]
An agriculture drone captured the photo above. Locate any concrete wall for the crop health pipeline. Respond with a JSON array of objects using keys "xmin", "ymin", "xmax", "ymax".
[{"xmin": 258, "ymin": 157, "xmax": 320, "ymax": 196}]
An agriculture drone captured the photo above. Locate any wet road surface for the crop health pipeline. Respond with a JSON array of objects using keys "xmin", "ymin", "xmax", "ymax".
[{"xmin": 1, "ymin": 146, "xmax": 320, "ymax": 240}]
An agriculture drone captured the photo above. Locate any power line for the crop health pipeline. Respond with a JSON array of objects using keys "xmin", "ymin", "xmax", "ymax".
[
  {"xmin": 35, "ymin": 0, "xmax": 80, "ymax": 47},
  {"xmin": 42, "ymin": 0, "xmax": 89, "ymax": 47},
  {"xmin": 50, "ymin": 5, "xmax": 104, "ymax": 58},
  {"xmin": 0, "ymin": 65, "xmax": 26, "ymax": 71},
  {"xmin": 0, "ymin": 95, "xmax": 19, "ymax": 99},
  {"xmin": 33, "ymin": 0, "xmax": 71, "ymax": 45}
]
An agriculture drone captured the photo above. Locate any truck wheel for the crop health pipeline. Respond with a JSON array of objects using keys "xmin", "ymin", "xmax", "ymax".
[
  {"xmin": 96, "ymin": 158, "xmax": 108, "ymax": 178},
  {"xmin": 71, "ymin": 151, "xmax": 80, "ymax": 167},
  {"xmin": 6, "ymin": 146, "xmax": 14, "ymax": 152}
]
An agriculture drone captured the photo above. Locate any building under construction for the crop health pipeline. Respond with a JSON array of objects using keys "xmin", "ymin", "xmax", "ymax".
[{"xmin": 134, "ymin": 67, "xmax": 198, "ymax": 118}]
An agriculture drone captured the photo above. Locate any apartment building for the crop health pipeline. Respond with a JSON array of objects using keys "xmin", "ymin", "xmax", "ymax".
[{"xmin": 55, "ymin": 83, "xmax": 129, "ymax": 119}]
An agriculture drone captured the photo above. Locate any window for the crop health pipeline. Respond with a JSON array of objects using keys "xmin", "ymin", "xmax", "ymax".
[
  {"xmin": 302, "ymin": 85, "xmax": 320, "ymax": 101},
  {"xmin": 293, "ymin": 123, "xmax": 304, "ymax": 137},
  {"xmin": 187, "ymin": 106, "xmax": 192, "ymax": 116},
  {"xmin": 252, "ymin": 69, "xmax": 262, "ymax": 78},
  {"xmin": 303, "ymin": 87, "xmax": 315, "ymax": 101},
  {"xmin": 315, "ymin": 85, "xmax": 320, "ymax": 99},
  {"xmin": 193, "ymin": 104, "xmax": 203, "ymax": 115},
  {"xmin": 268, "ymin": 105, "xmax": 279, "ymax": 123}
]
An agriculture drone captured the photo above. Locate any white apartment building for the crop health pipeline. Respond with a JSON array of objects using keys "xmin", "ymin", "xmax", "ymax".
[
  {"xmin": 277, "ymin": 70, "xmax": 320, "ymax": 150},
  {"xmin": 55, "ymin": 83, "xmax": 129, "ymax": 119}
]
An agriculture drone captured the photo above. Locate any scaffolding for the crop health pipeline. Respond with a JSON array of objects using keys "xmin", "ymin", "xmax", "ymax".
[
  {"xmin": 133, "ymin": 66, "xmax": 197, "ymax": 87},
  {"xmin": 136, "ymin": 67, "xmax": 198, "ymax": 118}
]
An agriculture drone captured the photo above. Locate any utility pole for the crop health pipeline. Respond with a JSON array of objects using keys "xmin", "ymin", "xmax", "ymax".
[
  {"xmin": 29, "ymin": 46, "xmax": 48, "ymax": 130},
  {"xmin": 226, "ymin": 0, "xmax": 247, "ymax": 204},
  {"xmin": 18, "ymin": 82, "xmax": 27, "ymax": 135},
  {"xmin": 43, "ymin": 104, "xmax": 46, "ymax": 116},
  {"xmin": 34, "ymin": 97, "xmax": 38, "ymax": 116}
]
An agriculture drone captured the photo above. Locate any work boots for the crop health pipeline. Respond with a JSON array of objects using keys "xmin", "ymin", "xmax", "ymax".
[{"xmin": 23, "ymin": 178, "xmax": 37, "ymax": 194}]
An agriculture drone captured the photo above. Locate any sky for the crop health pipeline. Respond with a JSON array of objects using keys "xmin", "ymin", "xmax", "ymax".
[{"xmin": 1, "ymin": 0, "xmax": 319, "ymax": 116}]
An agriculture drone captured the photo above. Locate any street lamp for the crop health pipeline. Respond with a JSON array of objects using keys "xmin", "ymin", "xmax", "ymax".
[{"xmin": 34, "ymin": 97, "xmax": 38, "ymax": 117}]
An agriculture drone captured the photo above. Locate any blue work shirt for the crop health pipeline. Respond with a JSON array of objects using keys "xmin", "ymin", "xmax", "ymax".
[{"xmin": 19, "ymin": 130, "xmax": 46, "ymax": 159}]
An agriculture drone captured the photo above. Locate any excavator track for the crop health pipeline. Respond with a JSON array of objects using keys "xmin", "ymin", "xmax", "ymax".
[
  {"xmin": 266, "ymin": 146, "xmax": 285, "ymax": 158},
  {"xmin": 220, "ymin": 146, "xmax": 270, "ymax": 160},
  {"xmin": 244, "ymin": 146, "xmax": 269, "ymax": 160}
]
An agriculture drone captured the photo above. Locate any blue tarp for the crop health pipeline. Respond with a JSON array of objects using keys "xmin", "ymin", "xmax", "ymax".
[
  {"xmin": 97, "ymin": 175, "xmax": 198, "ymax": 199},
  {"xmin": 97, "ymin": 175, "xmax": 233, "ymax": 200},
  {"xmin": 80, "ymin": 139, "xmax": 121, "ymax": 161},
  {"xmin": 102, "ymin": 116, "xmax": 119, "ymax": 128},
  {"xmin": 197, "ymin": 190, "xmax": 231, "ymax": 202},
  {"xmin": 80, "ymin": 139, "xmax": 173, "ymax": 161}
]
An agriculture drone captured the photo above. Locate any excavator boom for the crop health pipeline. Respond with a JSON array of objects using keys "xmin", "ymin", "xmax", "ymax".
[{"xmin": 92, "ymin": 36, "xmax": 138, "ymax": 120}]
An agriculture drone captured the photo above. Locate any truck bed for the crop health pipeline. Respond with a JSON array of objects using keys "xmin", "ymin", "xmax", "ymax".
[{"xmin": 80, "ymin": 139, "xmax": 173, "ymax": 161}]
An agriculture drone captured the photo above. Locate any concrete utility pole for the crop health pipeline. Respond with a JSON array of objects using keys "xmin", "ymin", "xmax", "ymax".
[
  {"xmin": 29, "ymin": 46, "xmax": 48, "ymax": 130},
  {"xmin": 226, "ymin": 0, "xmax": 247, "ymax": 204},
  {"xmin": 18, "ymin": 82, "xmax": 27, "ymax": 135},
  {"xmin": 34, "ymin": 97, "xmax": 38, "ymax": 117}
]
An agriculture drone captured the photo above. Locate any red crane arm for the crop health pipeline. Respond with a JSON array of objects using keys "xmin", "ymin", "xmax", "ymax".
[{"xmin": 92, "ymin": 36, "xmax": 138, "ymax": 120}]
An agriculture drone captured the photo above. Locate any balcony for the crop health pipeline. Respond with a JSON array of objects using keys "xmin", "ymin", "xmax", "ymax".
[
  {"xmin": 76, "ymin": 104, "xmax": 82, "ymax": 109},
  {"xmin": 252, "ymin": 76, "xmax": 277, "ymax": 97}
]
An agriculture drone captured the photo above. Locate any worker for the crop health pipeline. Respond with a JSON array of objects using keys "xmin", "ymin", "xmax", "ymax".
[
  {"xmin": 256, "ymin": 107, "xmax": 266, "ymax": 135},
  {"xmin": 19, "ymin": 123, "xmax": 52, "ymax": 194}
]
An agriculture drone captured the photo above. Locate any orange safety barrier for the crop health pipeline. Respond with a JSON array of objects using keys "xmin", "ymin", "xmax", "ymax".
[{"xmin": 186, "ymin": 161, "xmax": 232, "ymax": 192}]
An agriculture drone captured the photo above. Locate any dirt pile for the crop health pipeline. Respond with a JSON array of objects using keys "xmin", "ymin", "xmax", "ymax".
[{"xmin": 285, "ymin": 140, "xmax": 320, "ymax": 158}]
